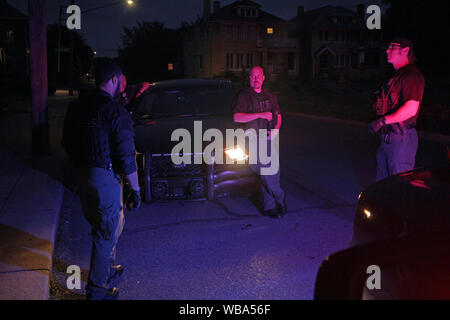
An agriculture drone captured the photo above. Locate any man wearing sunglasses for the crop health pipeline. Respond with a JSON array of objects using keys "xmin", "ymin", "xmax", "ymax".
[{"xmin": 368, "ymin": 38, "xmax": 425, "ymax": 181}]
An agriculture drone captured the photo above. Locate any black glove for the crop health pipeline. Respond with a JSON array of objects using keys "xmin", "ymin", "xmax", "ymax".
[
  {"xmin": 126, "ymin": 189, "xmax": 141, "ymax": 210},
  {"xmin": 368, "ymin": 117, "xmax": 386, "ymax": 133}
]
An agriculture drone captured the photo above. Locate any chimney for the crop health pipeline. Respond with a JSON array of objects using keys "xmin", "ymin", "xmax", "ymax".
[
  {"xmin": 297, "ymin": 6, "xmax": 304, "ymax": 17},
  {"xmin": 357, "ymin": 3, "xmax": 364, "ymax": 20},
  {"xmin": 213, "ymin": 1, "xmax": 220, "ymax": 13},
  {"xmin": 203, "ymin": 0, "xmax": 211, "ymax": 21}
]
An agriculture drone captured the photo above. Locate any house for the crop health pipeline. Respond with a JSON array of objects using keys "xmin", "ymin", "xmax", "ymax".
[
  {"xmin": 0, "ymin": 0, "xmax": 29, "ymax": 84},
  {"xmin": 184, "ymin": 0, "xmax": 299, "ymax": 80},
  {"xmin": 289, "ymin": 4, "xmax": 385, "ymax": 82}
]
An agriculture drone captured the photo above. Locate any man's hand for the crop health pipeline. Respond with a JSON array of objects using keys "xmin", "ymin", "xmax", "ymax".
[
  {"xmin": 262, "ymin": 112, "xmax": 273, "ymax": 121},
  {"xmin": 126, "ymin": 189, "xmax": 141, "ymax": 210},
  {"xmin": 368, "ymin": 117, "xmax": 386, "ymax": 133}
]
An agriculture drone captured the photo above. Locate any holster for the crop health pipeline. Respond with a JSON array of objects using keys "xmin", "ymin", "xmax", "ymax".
[{"xmin": 373, "ymin": 94, "xmax": 389, "ymax": 116}]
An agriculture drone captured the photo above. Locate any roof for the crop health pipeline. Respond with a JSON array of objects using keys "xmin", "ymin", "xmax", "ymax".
[
  {"xmin": 290, "ymin": 5, "xmax": 364, "ymax": 29},
  {"xmin": 0, "ymin": 0, "xmax": 28, "ymax": 21},
  {"xmin": 209, "ymin": 0, "xmax": 286, "ymax": 24},
  {"xmin": 150, "ymin": 78, "xmax": 233, "ymax": 89}
]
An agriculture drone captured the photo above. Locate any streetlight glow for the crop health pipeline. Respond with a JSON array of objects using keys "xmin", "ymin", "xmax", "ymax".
[{"xmin": 127, "ymin": 0, "xmax": 134, "ymax": 5}]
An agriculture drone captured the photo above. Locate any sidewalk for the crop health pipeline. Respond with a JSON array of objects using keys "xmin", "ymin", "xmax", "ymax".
[{"xmin": 0, "ymin": 91, "xmax": 74, "ymax": 300}]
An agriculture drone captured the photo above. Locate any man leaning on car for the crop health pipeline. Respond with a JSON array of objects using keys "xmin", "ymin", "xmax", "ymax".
[
  {"xmin": 233, "ymin": 66, "xmax": 287, "ymax": 219},
  {"xmin": 368, "ymin": 38, "xmax": 425, "ymax": 181}
]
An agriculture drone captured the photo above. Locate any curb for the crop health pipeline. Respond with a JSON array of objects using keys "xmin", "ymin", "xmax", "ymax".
[
  {"xmin": 284, "ymin": 111, "xmax": 450, "ymax": 142},
  {"xmin": 0, "ymin": 149, "xmax": 64, "ymax": 300}
]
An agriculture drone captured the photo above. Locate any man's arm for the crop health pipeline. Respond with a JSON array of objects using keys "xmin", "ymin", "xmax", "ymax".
[
  {"xmin": 125, "ymin": 171, "xmax": 140, "ymax": 191},
  {"xmin": 233, "ymin": 112, "xmax": 272, "ymax": 123},
  {"xmin": 384, "ymin": 100, "xmax": 420, "ymax": 124}
]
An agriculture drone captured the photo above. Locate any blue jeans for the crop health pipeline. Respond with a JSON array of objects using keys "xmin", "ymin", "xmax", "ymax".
[
  {"xmin": 248, "ymin": 136, "xmax": 285, "ymax": 211},
  {"xmin": 77, "ymin": 167, "xmax": 124, "ymax": 300},
  {"xmin": 376, "ymin": 129, "xmax": 418, "ymax": 181}
]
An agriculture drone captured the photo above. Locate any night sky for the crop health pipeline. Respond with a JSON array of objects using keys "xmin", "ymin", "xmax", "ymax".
[{"xmin": 12, "ymin": 0, "xmax": 385, "ymax": 57}]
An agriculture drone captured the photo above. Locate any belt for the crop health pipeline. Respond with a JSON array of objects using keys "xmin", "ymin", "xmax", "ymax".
[{"xmin": 93, "ymin": 163, "xmax": 113, "ymax": 171}]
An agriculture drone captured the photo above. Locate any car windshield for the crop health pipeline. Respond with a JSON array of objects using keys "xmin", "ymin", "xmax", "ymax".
[{"xmin": 136, "ymin": 86, "xmax": 235, "ymax": 116}]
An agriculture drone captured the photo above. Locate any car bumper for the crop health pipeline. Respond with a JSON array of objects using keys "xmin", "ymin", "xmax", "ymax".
[{"xmin": 137, "ymin": 152, "xmax": 258, "ymax": 201}]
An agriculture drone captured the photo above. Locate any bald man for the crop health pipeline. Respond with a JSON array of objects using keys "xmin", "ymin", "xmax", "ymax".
[{"xmin": 233, "ymin": 66, "xmax": 286, "ymax": 218}]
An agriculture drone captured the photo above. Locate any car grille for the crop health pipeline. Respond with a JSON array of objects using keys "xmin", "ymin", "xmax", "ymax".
[{"xmin": 150, "ymin": 155, "xmax": 205, "ymax": 177}]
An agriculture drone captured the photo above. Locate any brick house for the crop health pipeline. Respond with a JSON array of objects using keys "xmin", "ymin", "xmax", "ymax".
[
  {"xmin": 0, "ymin": 0, "xmax": 29, "ymax": 83},
  {"xmin": 184, "ymin": 0, "xmax": 299, "ymax": 80},
  {"xmin": 289, "ymin": 4, "xmax": 385, "ymax": 82}
]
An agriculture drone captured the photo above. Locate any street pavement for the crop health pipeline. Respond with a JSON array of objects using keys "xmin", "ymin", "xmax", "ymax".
[{"xmin": 1, "ymin": 91, "xmax": 449, "ymax": 300}]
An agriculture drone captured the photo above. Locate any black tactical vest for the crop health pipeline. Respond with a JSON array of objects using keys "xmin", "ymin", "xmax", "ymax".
[{"xmin": 63, "ymin": 91, "xmax": 114, "ymax": 169}]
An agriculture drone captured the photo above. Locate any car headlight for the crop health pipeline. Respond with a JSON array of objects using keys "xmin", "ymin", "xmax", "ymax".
[
  {"xmin": 363, "ymin": 208, "xmax": 373, "ymax": 219},
  {"xmin": 224, "ymin": 146, "xmax": 248, "ymax": 162}
]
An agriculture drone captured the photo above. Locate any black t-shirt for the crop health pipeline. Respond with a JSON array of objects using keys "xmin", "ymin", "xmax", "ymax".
[
  {"xmin": 233, "ymin": 87, "xmax": 281, "ymax": 131},
  {"xmin": 385, "ymin": 64, "xmax": 425, "ymax": 127}
]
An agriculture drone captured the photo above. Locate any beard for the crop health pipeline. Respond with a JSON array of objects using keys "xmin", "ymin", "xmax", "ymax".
[{"xmin": 112, "ymin": 81, "xmax": 121, "ymax": 100}]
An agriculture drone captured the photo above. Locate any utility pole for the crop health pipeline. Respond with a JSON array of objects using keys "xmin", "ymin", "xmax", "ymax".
[
  {"xmin": 28, "ymin": 0, "xmax": 50, "ymax": 156},
  {"xmin": 68, "ymin": 0, "xmax": 75, "ymax": 96}
]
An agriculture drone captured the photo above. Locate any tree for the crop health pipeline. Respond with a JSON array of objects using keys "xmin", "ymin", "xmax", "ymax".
[
  {"xmin": 118, "ymin": 21, "xmax": 184, "ymax": 83},
  {"xmin": 47, "ymin": 24, "xmax": 94, "ymax": 94},
  {"xmin": 29, "ymin": 0, "xmax": 50, "ymax": 155},
  {"xmin": 382, "ymin": 0, "xmax": 450, "ymax": 71}
]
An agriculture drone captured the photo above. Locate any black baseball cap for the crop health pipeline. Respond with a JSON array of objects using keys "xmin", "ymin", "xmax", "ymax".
[{"xmin": 390, "ymin": 37, "xmax": 414, "ymax": 48}]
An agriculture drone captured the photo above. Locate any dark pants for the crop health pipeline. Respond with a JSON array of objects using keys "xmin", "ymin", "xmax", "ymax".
[
  {"xmin": 376, "ymin": 129, "xmax": 418, "ymax": 181},
  {"xmin": 77, "ymin": 167, "xmax": 124, "ymax": 300},
  {"xmin": 248, "ymin": 135, "xmax": 285, "ymax": 211}
]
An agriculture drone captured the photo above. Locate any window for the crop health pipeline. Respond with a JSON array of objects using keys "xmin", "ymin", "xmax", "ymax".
[
  {"xmin": 247, "ymin": 26, "xmax": 255, "ymax": 40},
  {"xmin": 225, "ymin": 25, "xmax": 233, "ymax": 40},
  {"xmin": 226, "ymin": 53, "xmax": 233, "ymax": 69},
  {"xmin": 288, "ymin": 53, "xmax": 295, "ymax": 70},
  {"xmin": 198, "ymin": 55, "xmax": 203, "ymax": 69},
  {"xmin": 246, "ymin": 53, "xmax": 254, "ymax": 68},
  {"xmin": 319, "ymin": 30, "xmax": 328, "ymax": 41},
  {"xmin": 3, "ymin": 28, "xmax": 14, "ymax": 44},
  {"xmin": 267, "ymin": 27, "xmax": 274, "ymax": 35},
  {"xmin": 236, "ymin": 25, "xmax": 244, "ymax": 41},
  {"xmin": 235, "ymin": 53, "xmax": 243, "ymax": 69}
]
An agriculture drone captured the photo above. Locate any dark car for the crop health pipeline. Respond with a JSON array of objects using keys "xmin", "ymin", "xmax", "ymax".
[
  {"xmin": 130, "ymin": 79, "xmax": 259, "ymax": 202},
  {"xmin": 314, "ymin": 232, "xmax": 450, "ymax": 300},
  {"xmin": 314, "ymin": 147, "xmax": 450, "ymax": 300},
  {"xmin": 351, "ymin": 166, "xmax": 450, "ymax": 246}
]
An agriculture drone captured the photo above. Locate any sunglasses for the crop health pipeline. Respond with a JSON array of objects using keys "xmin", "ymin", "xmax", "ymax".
[{"xmin": 386, "ymin": 43, "xmax": 402, "ymax": 50}]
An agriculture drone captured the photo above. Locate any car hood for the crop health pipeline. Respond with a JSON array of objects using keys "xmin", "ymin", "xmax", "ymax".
[
  {"xmin": 362, "ymin": 167, "xmax": 450, "ymax": 230},
  {"xmin": 133, "ymin": 114, "xmax": 242, "ymax": 154}
]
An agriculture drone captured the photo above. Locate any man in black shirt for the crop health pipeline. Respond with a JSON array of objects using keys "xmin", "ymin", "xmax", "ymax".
[
  {"xmin": 368, "ymin": 38, "xmax": 425, "ymax": 181},
  {"xmin": 233, "ymin": 66, "xmax": 286, "ymax": 218},
  {"xmin": 62, "ymin": 60, "xmax": 141, "ymax": 300}
]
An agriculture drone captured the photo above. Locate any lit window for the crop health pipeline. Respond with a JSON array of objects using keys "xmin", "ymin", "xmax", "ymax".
[{"xmin": 267, "ymin": 27, "xmax": 273, "ymax": 34}]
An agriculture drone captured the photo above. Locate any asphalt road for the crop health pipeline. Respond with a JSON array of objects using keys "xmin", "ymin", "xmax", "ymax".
[{"xmin": 51, "ymin": 109, "xmax": 450, "ymax": 300}]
